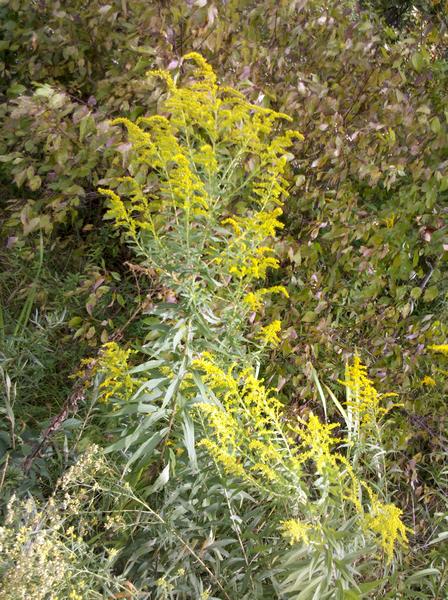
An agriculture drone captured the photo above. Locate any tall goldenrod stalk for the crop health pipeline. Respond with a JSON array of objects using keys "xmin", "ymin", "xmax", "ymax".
[{"xmin": 95, "ymin": 54, "xmax": 409, "ymax": 592}]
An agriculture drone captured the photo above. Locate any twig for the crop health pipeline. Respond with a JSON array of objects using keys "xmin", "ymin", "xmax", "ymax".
[
  {"xmin": 22, "ymin": 267, "xmax": 156, "ymax": 473},
  {"xmin": 0, "ymin": 454, "xmax": 10, "ymax": 492}
]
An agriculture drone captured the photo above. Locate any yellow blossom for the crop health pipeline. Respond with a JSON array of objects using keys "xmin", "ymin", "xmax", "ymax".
[
  {"xmin": 199, "ymin": 439, "xmax": 246, "ymax": 478},
  {"xmin": 156, "ymin": 577, "xmax": 174, "ymax": 592},
  {"xmin": 96, "ymin": 342, "xmax": 138, "ymax": 403},
  {"xmin": 428, "ymin": 344, "xmax": 448, "ymax": 356},
  {"xmin": 421, "ymin": 375, "xmax": 436, "ymax": 386},
  {"xmin": 243, "ymin": 285, "xmax": 289, "ymax": 311},
  {"xmin": 363, "ymin": 491, "xmax": 411, "ymax": 563},
  {"xmin": 194, "ymin": 355, "xmax": 409, "ymax": 563},
  {"xmin": 100, "ymin": 53, "xmax": 303, "ymax": 307},
  {"xmin": 340, "ymin": 355, "xmax": 401, "ymax": 431},
  {"xmin": 257, "ymin": 320, "xmax": 282, "ymax": 346},
  {"xmin": 281, "ymin": 519, "xmax": 313, "ymax": 545}
]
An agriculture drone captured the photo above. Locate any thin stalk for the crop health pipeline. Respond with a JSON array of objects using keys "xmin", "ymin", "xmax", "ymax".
[{"xmin": 13, "ymin": 233, "xmax": 44, "ymax": 339}]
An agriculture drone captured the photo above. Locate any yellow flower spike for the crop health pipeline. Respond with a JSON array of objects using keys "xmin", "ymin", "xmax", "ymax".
[
  {"xmin": 96, "ymin": 342, "xmax": 138, "ymax": 404},
  {"xmin": 257, "ymin": 320, "xmax": 282, "ymax": 346},
  {"xmin": 281, "ymin": 519, "xmax": 313, "ymax": 546},
  {"xmin": 421, "ymin": 375, "xmax": 436, "ymax": 386},
  {"xmin": 195, "ymin": 143, "xmax": 218, "ymax": 176},
  {"xmin": 293, "ymin": 412, "xmax": 343, "ymax": 473},
  {"xmin": 182, "ymin": 52, "xmax": 217, "ymax": 88},
  {"xmin": 428, "ymin": 344, "xmax": 448, "ymax": 356},
  {"xmin": 136, "ymin": 114, "xmax": 171, "ymax": 129},
  {"xmin": 222, "ymin": 217, "xmax": 242, "ymax": 235},
  {"xmin": 98, "ymin": 188, "xmax": 137, "ymax": 238},
  {"xmin": 199, "ymin": 439, "xmax": 246, "ymax": 479},
  {"xmin": 111, "ymin": 117, "xmax": 152, "ymax": 146},
  {"xmin": 340, "ymin": 355, "xmax": 402, "ymax": 431},
  {"xmin": 363, "ymin": 493, "xmax": 411, "ymax": 563},
  {"xmin": 243, "ymin": 292, "xmax": 261, "ymax": 311},
  {"xmin": 243, "ymin": 285, "xmax": 289, "ymax": 311},
  {"xmin": 146, "ymin": 68, "xmax": 176, "ymax": 92}
]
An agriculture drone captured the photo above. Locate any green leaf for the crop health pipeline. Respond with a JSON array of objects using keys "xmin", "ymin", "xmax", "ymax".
[
  {"xmin": 410, "ymin": 287, "xmax": 422, "ymax": 300},
  {"xmin": 28, "ymin": 175, "xmax": 42, "ymax": 192},
  {"xmin": 146, "ymin": 462, "xmax": 170, "ymax": 494},
  {"xmin": 411, "ymin": 52, "xmax": 425, "ymax": 72},
  {"xmin": 302, "ymin": 311, "xmax": 316, "ymax": 323},
  {"xmin": 423, "ymin": 286, "xmax": 438, "ymax": 303},
  {"xmin": 7, "ymin": 82, "xmax": 26, "ymax": 96},
  {"xmin": 124, "ymin": 429, "xmax": 167, "ymax": 469},
  {"xmin": 405, "ymin": 568, "xmax": 440, "ymax": 583}
]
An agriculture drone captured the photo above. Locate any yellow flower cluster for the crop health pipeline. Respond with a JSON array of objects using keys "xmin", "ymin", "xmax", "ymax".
[
  {"xmin": 421, "ymin": 374, "xmax": 436, "ymax": 386},
  {"xmin": 257, "ymin": 319, "xmax": 282, "ymax": 346},
  {"xmin": 281, "ymin": 519, "xmax": 314, "ymax": 546},
  {"xmin": 291, "ymin": 413, "xmax": 342, "ymax": 472},
  {"xmin": 96, "ymin": 341, "xmax": 137, "ymax": 404},
  {"xmin": 243, "ymin": 285, "xmax": 289, "ymax": 311},
  {"xmin": 99, "ymin": 53, "xmax": 302, "ymax": 304},
  {"xmin": 106, "ymin": 111, "xmax": 210, "ymax": 226},
  {"xmin": 193, "ymin": 353, "xmax": 306, "ymax": 497},
  {"xmin": 194, "ymin": 354, "xmax": 410, "ymax": 563},
  {"xmin": 428, "ymin": 343, "xmax": 448, "ymax": 356},
  {"xmin": 363, "ymin": 486, "xmax": 411, "ymax": 563},
  {"xmin": 150, "ymin": 52, "xmax": 219, "ymax": 139},
  {"xmin": 220, "ymin": 208, "xmax": 285, "ymax": 280},
  {"xmin": 340, "ymin": 355, "xmax": 401, "ymax": 430}
]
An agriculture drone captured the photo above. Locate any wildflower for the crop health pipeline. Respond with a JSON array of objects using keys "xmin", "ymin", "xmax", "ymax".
[
  {"xmin": 294, "ymin": 413, "xmax": 342, "ymax": 473},
  {"xmin": 96, "ymin": 341, "xmax": 138, "ymax": 403},
  {"xmin": 428, "ymin": 344, "xmax": 448, "ymax": 356},
  {"xmin": 340, "ymin": 355, "xmax": 401, "ymax": 430},
  {"xmin": 156, "ymin": 577, "xmax": 174, "ymax": 592},
  {"xmin": 146, "ymin": 68, "xmax": 176, "ymax": 92},
  {"xmin": 281, "ymin": 519, "xmax": 313, "ymax": 545},
  {"xmin": 257, "ymin": 320, "xmax": 282, "ymax": 346},
  {"xmin": 363, "ymin": 492, "xmax": 410, "ymax": 563},
  {"xmin": 421, "ymin": 375, "xmax": 436, "ymax": 386},
  {"xmin": 197, "ymin": 403, "xmax": 238, "ymax": 447},
  {"xmin": 250, "ymin": 462, "xmax": 279, "ymax": 482},
  {"xmin": 243, "ymin": 285, "xmax": 289, "ymax": 311},
  {"xmin": 195, "ymin": 357, "xmax": 307, "ymax": 499},
  {"xmin": 221, "ymin": 217, "xmax": 242, "ymax": 235},
  {"xmin": 199, "ymin": 439, "xmax": 246, "ymax": 479},
  {"xmin": 192, "ymin": 353, "xmax": 239, "ymax": 399},
  {"xmin": 99, "ymin": 188, "xmax": 136, "ymax": 238}
]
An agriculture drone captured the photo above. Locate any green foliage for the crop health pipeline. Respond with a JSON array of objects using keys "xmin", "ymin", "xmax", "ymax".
[
  {"xmin": 359, "ymin": 0, "xmax": 448, "ymax": 28},
  {"xmin": 1, "ymin": 0, "xmax": 447, "ymax": 598},
  {"xmin": 67, "ymin": 55, "xmax": 411, "ymax": 598},
  {"xmin": 0, "ymin": 447, "xmax": 139, "ymax": 599}
]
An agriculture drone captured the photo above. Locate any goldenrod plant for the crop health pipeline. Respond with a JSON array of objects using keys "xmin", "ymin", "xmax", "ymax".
[
  {"xmin": 0, "ymin": 0, "xmax": 448, "ymax": 600},
  {"xmin": 96, "ymin": 52, "xmax": 301, "ymax": 473},
  {"xmin": 87, "ymin": 55, "xmax": 411, "ymax": 598},
  {"xmin": 2, "ymin": 2, "xmax": 448, "ymax": 597}
]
